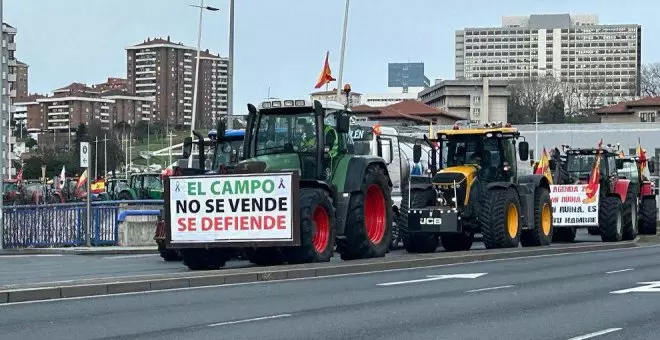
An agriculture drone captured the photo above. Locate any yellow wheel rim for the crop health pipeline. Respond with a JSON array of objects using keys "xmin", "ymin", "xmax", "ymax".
[
  {"xmin": 541, "ymin": 203, "xmax": 551, "ymax": 236},
  {"xmin": 507, "ymin": 203, "xmax": 519, "ymax": 239}
]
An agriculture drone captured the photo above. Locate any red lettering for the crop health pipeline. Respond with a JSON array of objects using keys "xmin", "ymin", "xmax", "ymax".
[
  {"xmin": 177, "ymin": 218, "xmax": 187, "ymax": 231},
  {"xmin": 214, "ymin": 217, "xmax": 223, "ymax": 231},
  {"xmin": 250, "ymin": 216, "xmax": 261, "ymax": 230},
  {"xmin": 263, "ymin": 216, "xmax": 274, "ymax": 230},
  {"xmin": 201, "ymin": 217, "xmax": 212, "ymax": 231},
  {"xmin": 187, "ymin": 217, "xmax": 196, "ymax": 231},
  {"xmin": 224, "ymin": 216, "xmax": 234, "ymax": 230},
  {"xmin": 277, "ymin": 215, "xmax": 286, "ymax": 229},
  {"xmin": 240, "ymin": 216, "xmax": 249, "ymax": 230}
]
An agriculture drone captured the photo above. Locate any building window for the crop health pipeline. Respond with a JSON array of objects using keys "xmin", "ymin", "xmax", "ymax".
[
  {"xmin": 472, "ymin": 96, "xmax": 481, "ymax": 104},
  {"xmin": 472, "ymin": 108, "xmax": 480, "ymax": 116},
  {"xmin": 639, "ymin": 111, "xmax": 656, "ymax": 123}
]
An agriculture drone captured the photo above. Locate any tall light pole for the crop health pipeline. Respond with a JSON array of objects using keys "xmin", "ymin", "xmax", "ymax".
[
  {"xmin": 335, "ymin": 0, "xmax": 350, "ymax": 100},
  {"xmin": 226, "ymin": 0, "xmax": 235, "ymax": 130},
  {"xmin": 0, "ymin": 0, "xmax": 5, "ymax": 250},
  {"xmin": 188, "ymin": 1, "xmax": 219, "ymax": 167},
  {"xmin": 103, "ymin": 133, "xmax": 108, "ymax": 176}
]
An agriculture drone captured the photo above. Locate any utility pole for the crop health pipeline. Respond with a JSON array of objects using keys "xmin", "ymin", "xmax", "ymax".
[
  {"xmin": 0, "ymin": 0, "xmax": 5, "ymax": 250},
  {"xmin": 226, "ymin": 0, "xmax": 235, "ymax": 130},
  {"xmin": 94, "ymin": 136, "xmax": 99, "ymax": 179},
  {"xmin": 147, "ymin": 121, "xmax": 150, "ymax": 168},
  {"xmin": 129, "ymin": 131, "xmax": 133, "ymax": 173},
  {"xmin": 188, "ymin": 0, "xmax": 205, "ymax": 167},
  {"xmin": 103, "ymin": 133, "xmax": 108, "ymax": 176},
  {"xmin": 335, "ymin": 0, "xmax": 350, "ymax": 100},
  {"xmin": 123, "ymin": 134, "xmax": 128, "ymax": 179},
  {"xmin": 168, "ymin": 131, "xmax": 175, "ymax": 166}
]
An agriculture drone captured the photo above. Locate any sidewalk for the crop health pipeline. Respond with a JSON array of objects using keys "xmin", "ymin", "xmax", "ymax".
[{"xmin": 0, "ymin": 246, "xmax": 158, "ymax": 256}]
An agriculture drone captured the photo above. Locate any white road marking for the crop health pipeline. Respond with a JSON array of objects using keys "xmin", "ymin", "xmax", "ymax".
[
  {"xmin": 610, "ymin": 281, "xmax": 660, "ymax": 294},
  {"xmin": 0, "ymin": 255, "xmax": 64, "ymax": 258},
  {"xmin": 0, "ymin": 245, "xmax": 651, "ymax": 306},
  {"xmin": 566, "ymin": 328, "xmax": 622, "ymax": 340},
  {"xmin": 465, "ymin": 285, "xmax": 514, "ymax": 293},
  {"xmin": 606, "ymin": 268, "xmax": 633, "ymax": 274},
  {"xmin": 377, "ymin": 273, "xmax": 487, "ymax": 286},
  {"xmin": 207, "ymin": 314, "xmax": 291, "ymax": 327},
  {"xmin": 103, "ymin": 254, "xmax": 159, "ymax": 260}
]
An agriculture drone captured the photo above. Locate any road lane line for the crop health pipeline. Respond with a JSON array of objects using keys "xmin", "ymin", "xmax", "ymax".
[
  {"xmin": 606, "ymin": 268, "xmax": 633, "ymax": 274},
  {"xmin": 103, "ymin": 254, "xmax": 159, "ymax": 260},
  {"xmin": 207, "ymin": 314, "xmax": 292, "ymax": 327},
  {"xmin": 377, "ymin": 277, "xmax": 445, "ymax": 286},
  {"xmin": 0, "ymin": 245, "xmax": 651, "ymax": 306},
  {"xmin": 0, "ymin": 255, "xmax": 64, "ymax": 258},
  {"xmin": 465, "ymin": 285, "xmax": 514, "ymax": 293},
  {"xmin": 566, "ymin": 328, "xmax": 622, "ymax": 340}
]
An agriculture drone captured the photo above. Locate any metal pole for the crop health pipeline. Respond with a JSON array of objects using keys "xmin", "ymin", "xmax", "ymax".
[
  {"xmin": 129, "ymin": 131, "xmax": 132, "ymax": 172},
  {"xmin": 188, "ymin": 0, "xmax": 204, "ymax": 167},
  {"xmin": 147, "ymin": 121, "xmax": 150, "ymax": 168},
  {"xmin": 85, "ymin": 168, "xmax": 91, "ymax": 247},
  {"xmin": 335, "ymin": 0, "xmax": 350, "ymax": 99},
  {"xmin": 168, "ymin": 132, "xmax": 173, "ymax": 166},
  {"xmin": 0, "ymin": 0, "xmax": 5, "ymax": 250},
  {"xmin": 103, "ymin": 133, "xmax": 107, "ymax": 176},
  {"xmin": 226, "ymin": 0, "xmax": 235, "ymax": 130},
  {"xmin": 94, "ymin": 136, "xmax": 98, "ymax": 179},
  {"xmin": 535, "ymin": 111, "xmax": 538, "ymax": 160},
  {"xmin": 123, "ymin": 134, "xmax": 128, "ymax": 179}
]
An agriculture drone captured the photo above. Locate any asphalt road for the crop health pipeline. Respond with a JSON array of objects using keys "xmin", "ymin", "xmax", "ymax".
[
  {"xmin": 0, "ymin": 229, "xmax": 602, "ymax": 287},
  {"xmin": 1, "ymin": 241, "xmax": 657, "ymax": 339}
]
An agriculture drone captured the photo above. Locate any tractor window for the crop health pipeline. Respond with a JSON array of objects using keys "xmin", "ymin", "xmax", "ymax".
[
  {"xmin": 567, "ymin": 155, "xmax": 596, "ymax": 174},
  {"xmin": 144, "ymin": 176, "xmax": 162, "ymax": 190},
  {"xmin": 442, "ymin": 137, "xmax": 500, "ymax": 168},
  {"xmin": 502, "ymin": 139, "xmax": 517, "ymax": 174},
  {"xmin": 255, "ymin": 113, "xmax": 315, "ymax": 156},
  {"xmin": 3, "ymin": 182, "xmax": 18, "ymax": 192},
  {"xmin": 607, "ymin": 156, "xmax": 617, "ymax": 177},
  {"xmin": 619, "ymin": 161, "xmax": 639, "ymax": 183},
  {"xmin": 212, "ymin": 140, "xmax": 243, "ymax": 168}
]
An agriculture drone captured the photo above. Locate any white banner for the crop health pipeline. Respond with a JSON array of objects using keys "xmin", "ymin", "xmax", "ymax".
[
  {"xmin": 169, "ymin": 173, "xmax": 294, "ymax": 243},
  {"xmin": 550, "ymin": 184, "xmax": 600, "ymax": 227}
]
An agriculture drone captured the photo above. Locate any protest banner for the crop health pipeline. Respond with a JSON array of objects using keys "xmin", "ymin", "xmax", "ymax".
[
  {"xmin": 167, "ymin": 172, "xmax": 298, "ymax": 244},
  {"xmin": 550, "ymin": 184, "xmax": 600, "ymax": 227}
]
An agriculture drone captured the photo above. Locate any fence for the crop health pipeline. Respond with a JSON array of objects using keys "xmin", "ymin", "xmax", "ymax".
[{"xmin": 1, "ymin": 200, "xmax": 164, "ymax": 249}]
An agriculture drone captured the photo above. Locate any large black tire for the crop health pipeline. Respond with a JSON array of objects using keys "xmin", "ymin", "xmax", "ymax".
[
  {"xmin": 440, "ymin": 232, "xmax": 474, "ymax": 252},
  {"xmin": 282, "ymin": 188, "xmax": 335, "ymax": 264},
  {"xmin": 158, "ymin": 242, "xmax": 181, "ymax": 261},
  {"xmin": 480, "ymin": 187, "xmax": 521, "ymax": 249},
  {"xmin": 245, "ymin": 248, "xmax": 286, "ymax": 266},
  {"xmin": 587, "ymin": 227, "xmax": 600, "ymax": 235},
  {"xmin": 521, "ymin": 187, "xmax": 553, "ymax": 247},
  {"xmin": 181, "ymin": 249, "xmax": 228, "ymax": 270},
  {"xmin": 552, "ymin": 227, "xmax": 576, "ymax": 242},
  {"xmin": 639, "ymin": 197, "xmax": 658, "ymax": 235},
  {"xmin": 401, "ymin": 189, "xmax": 440, "ymax": 253},
  {"xmin": 389, "ymin": 206, "xmax": 402, "ymax": 250},
  {"xmin": 599, "ymin": 196, "xmax": 624, "ymax": 242},
  {"xmin": 118, "ymin": 191, "xmax": 133, "ymax": 200},
  {"xmin": 622, "ymin": 191, "xmax": 639, "ymax": 241},
  {"xmin": 338, "ymin": 166, "xmax": 392, "ymax": 260}
]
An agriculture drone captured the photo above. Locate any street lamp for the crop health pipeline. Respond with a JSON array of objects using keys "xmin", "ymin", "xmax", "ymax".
[{"xmin": 188, "ymin": 0, "xmax": 219, "ymax": 167}]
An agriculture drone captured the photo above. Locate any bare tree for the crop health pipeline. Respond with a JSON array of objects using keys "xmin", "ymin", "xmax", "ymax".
[
  {"xmin": 641, "ymin": 63, "xmax": 660, "ymax": 97},
  {"xmin": 508, "ymin": 76, "xmax": 563, "ymax": 124}
]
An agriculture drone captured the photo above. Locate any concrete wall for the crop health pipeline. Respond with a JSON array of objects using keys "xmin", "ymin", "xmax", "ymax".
[{"xmin": 117, "ymin": 214, "xmax": 159, "ymax": 247}]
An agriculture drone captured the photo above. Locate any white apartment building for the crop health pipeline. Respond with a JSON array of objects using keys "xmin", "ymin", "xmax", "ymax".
[
  {"xmin": 126, "ymin": 37, "xmax": 229, "ymax": 129},
  {"xmin": 455, "ymin": 14, "xmax": 641, "ymax": 109},
  {"xmin": 2, "ymin": 23, "xmax": 17, "ymax": 178}
]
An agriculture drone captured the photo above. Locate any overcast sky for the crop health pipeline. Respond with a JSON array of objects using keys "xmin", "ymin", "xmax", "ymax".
[{"xmin": 6, "ymin": 0, "xmax": 659, "ymax": 113}]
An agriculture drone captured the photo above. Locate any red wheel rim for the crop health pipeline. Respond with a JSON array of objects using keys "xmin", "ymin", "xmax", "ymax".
[
  {"xmin": 312, "ymin": 205, "xmax": 330, "ymax": 254},
  {"xmin": 365, "ymin": 184, "xmax": 386, "ymax": 244}
]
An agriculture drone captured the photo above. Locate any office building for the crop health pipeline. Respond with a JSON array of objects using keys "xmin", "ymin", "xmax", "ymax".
[
  {"xmin": 2, "ymin": 23, "xmax": 17, "ymax": 177},
  {"xmin": 388, "ymin": 62, "xmax": 430, "ymax": 91},
  {"xmin": 455, "ymin": 14, "xmax": 641, "ymax": 108},
  {"xmin": 126, "ymin": 37, "xmax": 229, "ymax": 130},
  {"xmin": 14, "ymin": 60, "xmax": 27, "ymax": 100}
]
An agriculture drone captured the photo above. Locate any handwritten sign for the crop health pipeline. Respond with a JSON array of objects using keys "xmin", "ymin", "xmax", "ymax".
[
  {"xmin": 550, "ymin": 184, "xmax": 600, "ymax": 226},
  {"xmin": 169, "ymin": 173, "xmax": 294, "ymax": 243}
]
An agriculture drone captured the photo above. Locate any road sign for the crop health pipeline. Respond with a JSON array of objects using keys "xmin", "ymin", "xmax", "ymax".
[
  {"xmin": 377, "ymin": 273, "xmax": 487, "ymax": 286},
  {"xmin": 80, "ymin": 142, "xmax": 90, "ymax": 168},
  {"xmin": 610, "ymin": 281, "xmax": 660, "ymax": 294}
]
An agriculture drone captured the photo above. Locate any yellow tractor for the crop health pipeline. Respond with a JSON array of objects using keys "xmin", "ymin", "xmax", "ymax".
[{"xmin": 399, "ymin": 122, "xmax": 553, "ymax": 252}]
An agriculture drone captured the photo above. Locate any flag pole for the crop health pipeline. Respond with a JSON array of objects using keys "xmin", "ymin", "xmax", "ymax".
[{"xmin": 335, "ymin": 0, "xmax": 350, "ymax": 99}]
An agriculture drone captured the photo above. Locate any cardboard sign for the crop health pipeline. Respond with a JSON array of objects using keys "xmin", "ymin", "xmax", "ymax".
[
  {"xmin": 550, "ymin": 184, "xmax": 600, "ymax": 226},
  {"xmin": 169, "ymin": 173, "xmax": 294, "ymax": 243}
]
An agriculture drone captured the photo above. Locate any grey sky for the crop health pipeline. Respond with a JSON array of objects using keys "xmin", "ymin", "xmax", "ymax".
[{"xmin": 6, "ymin": 0, "xmax": 659, "ymax": 114}]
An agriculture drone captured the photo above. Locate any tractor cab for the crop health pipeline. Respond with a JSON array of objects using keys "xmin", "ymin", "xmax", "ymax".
[
  {"xmin": 118, "ymin": 173, "xmax": 163, "ymax": 200},
  {"xmin": 208, "ymin": 128, "xmax": 245, "ymax": 173},
  {"xmin": 240, "ymin": 97, "xmax": 351, "ymax": 182},
  {"xmin": 565, "ymin": 147, "xmax": 618, "ymax": 189}
]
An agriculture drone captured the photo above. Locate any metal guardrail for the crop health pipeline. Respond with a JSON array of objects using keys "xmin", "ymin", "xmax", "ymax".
[{"xmin": 1, "ymin": 200, "xmax": 164, "ymax": 249}]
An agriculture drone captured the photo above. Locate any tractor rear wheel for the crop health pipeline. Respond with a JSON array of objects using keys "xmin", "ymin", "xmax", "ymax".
[
  {"xmin": 480, "ymin": 187, "xmax": 521, "ymax": 249},
  {"xmin": 339, "ymin": 166, "xmax": 392, "ymax": 260},
  {"xmin": 282, "ymin": 188, "xmax": 335, "ymax": 264},
  {"xmin": 181, "ymin": 249, "xmax": 228, "ymax": 270},
  {"xmin": 587, "ymin": 227, "xmax": 600, "ymax": 235},
  {"xmin": 521, "ymin": 187, "xmax": 553, "ymax": 247},
  {"xmin": 599, "ymin": 196, "xmax": 624, "ymax": 242},
  {"xmin": 639, "ymin": 197, "xmax": 657, "ymax": 235},
  {"xmin": 399, "ymin": 187, "xmax": 439, "ymax": 253},
  {"xmin": 245, "ymin": 248, "xmax": 285, "ymax": 266},
  {"xmin": 622, "ymin": 191, "xmax": 639, "ymax": 240},
  {"xmin": 440, "ymin": 232, "xmax": 473, "ymax": 252},
  {"xmin": 158, "ymin": 242, "xmax": 181, "ymax": 261},
  {"xmin": 552, "ymin": 227, "xmax": 576, "ymax": 242}
]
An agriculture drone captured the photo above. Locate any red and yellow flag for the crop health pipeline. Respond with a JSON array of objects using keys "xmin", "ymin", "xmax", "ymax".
[
  {"xmin": 583, "ymin": 139, "xmax": 602, "ymax": 203},
  {"xmin": 314, "ymin": 51, "xmax": 336, "ymax": 89},
  {"xmin": 637, "ymin": 138, "xmax": 647, "ymax": 174},
  {"xmin": 534, "ymin": 147, "xmax": 553, "ymax": 184},
  {"xmin": 76, "ymin": 169, "xmax": 88, "ymax": 190}
]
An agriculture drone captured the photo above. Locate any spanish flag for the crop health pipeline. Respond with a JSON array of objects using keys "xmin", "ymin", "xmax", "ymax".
[
  {"xmin": 314, "ymin": 51, "xmax": 336, "ymax": 89},
  {"xmin": 76, "ymin": 169, "xmax": 88, "ymax": 190},
  {"xmin": 583, "ymin": 139, "xmax": 602, "ymax": 203},
  {"xmin": 534, "ymin": 147, "xmax": 553, "ymax": 184},
  {"xmin": 90, "ymin": 178, "xmax": 105, "ymax": 194},
  {"xmin": 637, "ymin": 138, "xmax": 648, "ymax": 173}
]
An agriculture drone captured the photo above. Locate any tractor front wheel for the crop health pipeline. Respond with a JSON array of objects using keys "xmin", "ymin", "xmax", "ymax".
[
  {"xmin": 521, "ymin": 187, "xmax": 553, "ymax": 247},
  {"xmin": 480, "ymin": 187, "xmax": 521, "ymax": 249},
  {"xmin": 158, "ymin": 242, "xmax": 181, "ymax": 261},
  {"xmin": 599, "ymin": 196, "xmax": 624, "ymax": 242},
  {"xmin": 622, "ymin": 191, "xmax": 639, "ymax": 240},
  {"xmin": 282, "ymin": 188, "xmax": 335, "ymax": 264},
  {"xmin": 639, "ymin": 197, "xmax": 657, "ymax": 235},
  {"xmin": 338, "ymin": 166, "xmax": 392, "ymax": 260},
  {"xmin": 181, "ymin": 248, "xmax": 228, "ymax": 270}
]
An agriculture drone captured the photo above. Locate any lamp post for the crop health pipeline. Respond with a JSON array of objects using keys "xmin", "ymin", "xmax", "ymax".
[
  {"xmin": 188, "ymin": 1, "xmax": 220, "ymax": 167},
  {"xmin": 0, "ymin": 0, "xmax": 5, "ymax": 249},
  {"xmin": 226, "ymin": 0, "xmax": 235, "ymax": 130},
  {"xmin": 335, "ymin": 0, "xmax": 350, "ymax": 100}
]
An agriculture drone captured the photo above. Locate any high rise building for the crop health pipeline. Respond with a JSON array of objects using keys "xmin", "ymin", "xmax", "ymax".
[
  {"xmin": 2, "ymin": 23, "xmax": 17, "ymax": 178},
  {"xmin": 14, "ymin": 60, "xmax": 27, "ymax": 99},
  {"xmin": 455, "ymin": 14, "xmax": 641, "ymax": 108},
  {"xmin": 126, "ymin": 37, "xmax": 228, "ymax": 130},
  {"xmin": 387, "ymin": 62, "xmax": 430, "ymax": 91}
]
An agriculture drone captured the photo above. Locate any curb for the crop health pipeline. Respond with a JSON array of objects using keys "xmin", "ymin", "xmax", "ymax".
[
  {"xmin": 0, "ymin": 242, "xmax": 637, "ymax": 304},
  {"xmin": 0, "ymin": 247, "xmax": 158, "ymax": 256}
]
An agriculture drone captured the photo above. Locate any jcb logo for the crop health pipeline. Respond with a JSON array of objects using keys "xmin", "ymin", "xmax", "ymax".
[{"xmin": 420, "ymin": 218, "xmax": 442, "ymax": 225}]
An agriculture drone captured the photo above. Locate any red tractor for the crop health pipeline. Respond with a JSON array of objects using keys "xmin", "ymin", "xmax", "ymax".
[
  {"xmin": 560, "ymin": 146, "xmax": 635, "ymax": 242},
  {"xmin": 616, "ymin": 154, "xmax": 657, "ymax": 235}
]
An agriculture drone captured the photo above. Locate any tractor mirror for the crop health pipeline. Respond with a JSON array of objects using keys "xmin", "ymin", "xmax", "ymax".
[
  {"xmin": 247, "ymin": 103, "xmax": 257, "ymax": 115},
  {"xmin": 313, "ymin": 100, "xmax": 324, "ymax": 117},
  {"xmin": 519, "ymin": 141, "xmax": 529, "ymax": 161},
  {"xmin": 336, "ymin": 115, "xmax": 350, "ymax": 134},
  {"xmin": 413, "ymin": 144, "xmax": 422, "ymax": 163},
  {"xmin": 649, "ymin": 159, "xmax": 656, "ymax": 173},
  {"xmin": 182, "ymin": 137, "xmax": 193, "ymax": 159}
]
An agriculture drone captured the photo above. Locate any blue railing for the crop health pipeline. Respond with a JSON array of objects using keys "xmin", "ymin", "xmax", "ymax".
[{"xmin": 1, "ymin": 200, "xmax": 164, "ymax": 248}]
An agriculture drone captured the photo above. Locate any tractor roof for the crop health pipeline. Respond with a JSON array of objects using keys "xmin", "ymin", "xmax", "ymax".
[
  {"xmin": 566, "ymin": 148, "xmax": 616, "ymax": 156},
  {"xmin": 258, "ymin": 99, "xmax": 346, "ymax": 112},
  {"xmin": 437, "ymin": 121, "xmax": 519, "ymax": 137}
]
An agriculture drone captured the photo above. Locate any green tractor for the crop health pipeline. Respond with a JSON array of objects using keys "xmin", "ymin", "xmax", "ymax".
[
  {"xmin": 164, "ymin": 89, "xmax": 394, "ymax": 270},
  {"xmin": 117, "ymin": 173, "xmax": 163, "ymax": 200}
]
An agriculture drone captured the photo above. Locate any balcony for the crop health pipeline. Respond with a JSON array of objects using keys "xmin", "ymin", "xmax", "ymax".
[
  {"xmin": 7, "ymin": 42, "xmax": 16, "ymax": 51},
  {"xmin": 7, "ymin": 73, "xmax": 15, "ymax": 82},
  {"xmin": 9, "ymin": 89, "xmax": 16, "ymax": 98}
]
